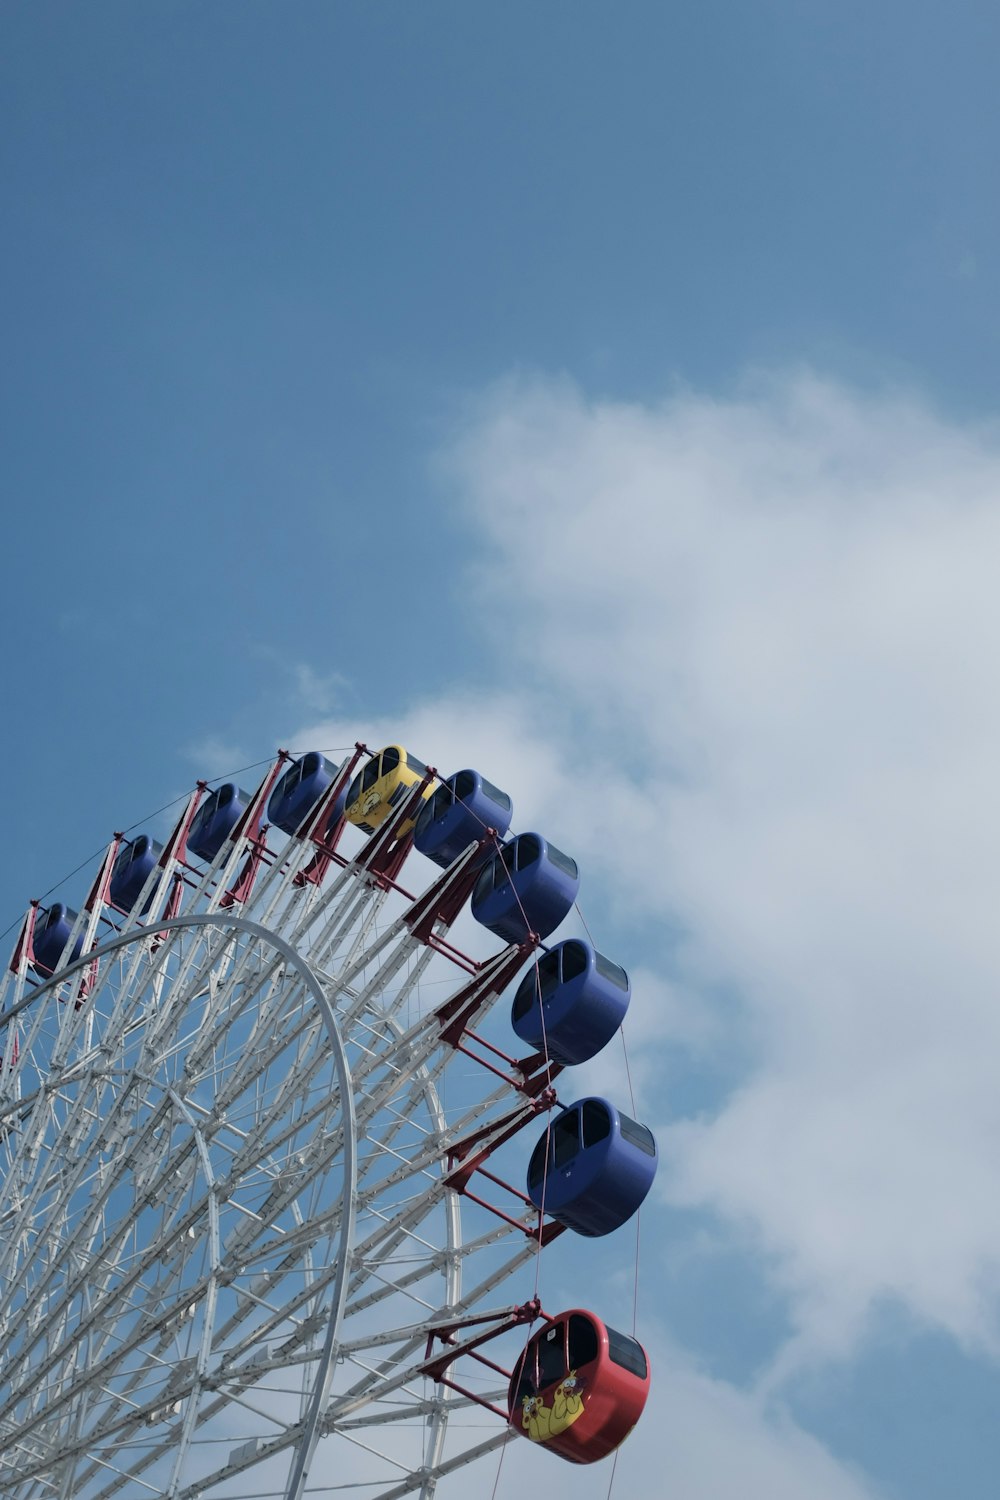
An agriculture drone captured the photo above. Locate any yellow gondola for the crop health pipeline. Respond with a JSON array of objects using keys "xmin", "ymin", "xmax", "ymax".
[{"xmin": 344, "ymin": 745, "xmax": 434, "ymax": 837}]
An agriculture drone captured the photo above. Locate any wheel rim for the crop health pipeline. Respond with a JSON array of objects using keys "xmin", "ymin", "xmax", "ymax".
[
  {"xmin": 0, "ymin": 913, "xmax": 356, "ymax": 1500},
  {"xmin": 0, "ymin": 787, "xmax": 551, "ymax": 1500}
]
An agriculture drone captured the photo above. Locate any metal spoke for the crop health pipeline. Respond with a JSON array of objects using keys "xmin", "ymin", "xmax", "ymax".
[{"xmin": 0, "ymin": 755, "xmax": 555, "ymax": 1499}]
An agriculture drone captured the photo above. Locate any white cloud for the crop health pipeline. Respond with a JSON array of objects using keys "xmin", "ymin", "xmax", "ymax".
[
  {"xmin": 426, "ymin": 369, "xmax": 1000, "ymax": 1369},
  {"xmin": 182, "ymin": 733, "xmax": 253, "ymax": 778},
  {"xmin": 645, "ymin": 1348, "xmax": 880, "ymax": 1500},
  {"xmin": 290, "ymin": 661, "xmax": 348, "ymax": 715},
  {"xmin": 467, "ymin": 1334, "xmax": 880, "ymax": 1500}
]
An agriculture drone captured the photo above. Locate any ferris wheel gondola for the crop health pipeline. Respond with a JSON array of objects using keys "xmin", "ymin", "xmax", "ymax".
[{"xmin": 0, "ymin": 740, "xmax": 652, "ymax": 1499}]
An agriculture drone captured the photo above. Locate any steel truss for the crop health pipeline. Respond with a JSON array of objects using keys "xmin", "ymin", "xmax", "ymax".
[{"xmin": 0, "ymin": 750, "xmax": 561, "ymax": 1500}]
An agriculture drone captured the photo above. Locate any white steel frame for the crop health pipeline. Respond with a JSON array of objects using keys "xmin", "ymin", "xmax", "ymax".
[{"xmin": 0, "ymin": 756, "xmax": 550, "ymax": 1500}]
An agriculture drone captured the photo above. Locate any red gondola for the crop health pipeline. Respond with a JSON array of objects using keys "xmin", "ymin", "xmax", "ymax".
[{"xmin": 508, "ymin": 1309, "xmax": 650, "ymax": 1463}]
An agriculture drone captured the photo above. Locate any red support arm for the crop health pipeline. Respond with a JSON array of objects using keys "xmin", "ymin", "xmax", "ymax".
[
  {"xmin": 293, "ymin": 744, "xmax": 365, "ymax": 888},
  {"xmin": 8, "ymin": 902, "xmax": 39, "ymax": 975},
  {"xmin": 220, "ymin": 755, "xmax": 289, "ymax": 908}
]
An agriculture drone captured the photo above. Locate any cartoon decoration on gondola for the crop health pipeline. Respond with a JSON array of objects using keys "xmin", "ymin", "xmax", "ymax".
[{"xmin": 520, "ymin": 1369, "xmax": 587, "ymax": 1442}]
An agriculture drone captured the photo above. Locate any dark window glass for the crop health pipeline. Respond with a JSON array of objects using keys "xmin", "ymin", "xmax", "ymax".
[
  {"xmin": 606, "ymin": 1327, "xmax": 648, "ymax": 1380},
  {"xmin": 282, "ymin": 763, "xmax": 302, "ymax": 796},
  {"xmin": 403, "ymin": 752, "xmax": 426, "ymax": 776},
  {"xmin": 472, "ymin": 861, "xmax": 494, "ymax": 905},
  {"xmin": 594, "ymin": 952, "xmax": 629, "ymax": 991},
  {"xmin": 561, "ymin": 941, "xmax": 589, "ymax": 983},
  {"xmin": 537, "ymin": 951, "xmax": 561, "ymax": 1002},
  {"xmin": 512, "ymin": 973, "xmax": 535, "ymax": 1024},
  {"xmin": 361, "ymin": 760, "xmax": 381, "ymax": 794},
  {"xmin": 537, "ymin": 1322, "xmax": 568, "ymax": 1387},
  {"xmin": 514, "ymin": 953, "xmax": 560, "ymax": 1023},
  {"xmin": 545, "ymin": 843, "xmax": 579, "ymax": 880},
  {"xmin": 511, "ymin": 1353, "xmax": 536, "ymax": 1408},
  {"xmin": 553, "ymin": 1110, "xmax": 580, "ymax": 1168},
  {"xmin": 381, "ymin": 746, "xmax": 400, "ymax": 776},
  {"xmin": 303, "ymin": 752, "xmax": 320, "ymax": 775},
  {"xmin": 218, "ymin": 784, "xmax": 234, "ymax": 807},
  {"xmin": 526, "ymin": 1135, "xmax": 549, "ymax": 1189},
  {"xmin": 492, "ymin": 846, "xmax": 514, "ymax": 891},
  {"xmin": 618, "ymin": 1112, "xmax": 656, "ymax": 1157},
  {"xmin": 515, "ymin": 834, "xmax": 541, "ymax": 871},
  {"xmin": 479, "ymin": 775, "xmax": 511, "ymax": 812},
  {"xmin": 582, "ymin": 1100, "xmax": 611, "ymax": 1148},
  {"xmin": 427, "ymin": 783, "xmax": 454, "ymax": 822},
  {"xmin": 568, "ymin": 1315, "xmax": 600, "ymax": 1369},
  {"xmin": 134, "ymin": 836, "xmax": 150, "ymax": 859},
  {"xmin": 415, "ymin": 785, "xmax": 446, "ymax": 837},
  {"xmin": 113, "ymin": 843, "xmax": 133, "ymax": 877},
  {"xmin": 453, "ymin": 770, "xmax": 475, "ymax": 801}
]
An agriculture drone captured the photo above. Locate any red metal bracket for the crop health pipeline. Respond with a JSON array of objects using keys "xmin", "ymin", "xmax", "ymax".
[
  {"xmin": 219, "ymin": 755, "xmax": 288, "ymax": 908},
  {"xmin": 356, "ymin": 765, "xmax": 437, "ymax": 886},
  {"xmin": 441, "ymin": 1093, "xmax": 566, "ymax": 1246},
  {"xmin": 435, "ymin": 941, "xmax": 537, "ymax": 1049},
  {"xmin": 404, "ymin": 831, "xmax": 503, "ymax": 944},
  {"xmin": 84, "ymin": 836, "xmax": 123, "ymax": 915},
  {"xmin": 293, "ymin": 745, "xmax": 366, "ymax": 888},
  {"xmin": 8, "ymin": 901, "xmax": 40, "ymax": 976},
  {"xmin": 159, "ymin": 784, "xmax": 208, "ymax": 871},
  {"xmin": 420, "ymin": 1300, "xmax": 545, "ymax": 1418},
  {"xmin": 219, "ymin": 835, "xmax": 273, "ymax": 908}
]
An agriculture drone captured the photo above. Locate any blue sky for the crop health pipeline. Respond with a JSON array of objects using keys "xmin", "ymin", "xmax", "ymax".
[{"xmin": 4, "ymin": 4, "xmax": 1000, "ymax": 1497}]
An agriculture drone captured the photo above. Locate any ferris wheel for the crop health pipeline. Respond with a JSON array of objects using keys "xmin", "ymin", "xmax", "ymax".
[{"xmin": 0, "ymin": 743, "xmax": 656, "ymax": 1500}]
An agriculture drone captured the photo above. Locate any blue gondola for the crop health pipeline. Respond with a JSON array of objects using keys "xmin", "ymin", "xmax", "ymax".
[
  {"xmin": 109, "ymin": 834, "xmax": 164, "ymax": 914},
  {"xmin": 267, "ymin": 752, "xmax": 346, "ymax": 837},
  {"xmin": 526, "ymin": 1098, "xmax": 657, "ymax": 1237},
  {"xmin": 470, "ymin": 833, "xmax": 579, "ymax": 943},
  {"xmin": 413, "ymin": 769, "xmax": 513, "ymax": 868},
  {"xmin": 187, "ymin": 783, "xmax": 251, "ymax": 863},
  {"xmin": 32, "ymin": 903, "xmax": 85, "ymax": 976},
  {"xmin": 511, "ymin": 940, "xmax": 630, "ymax": 1065}
]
